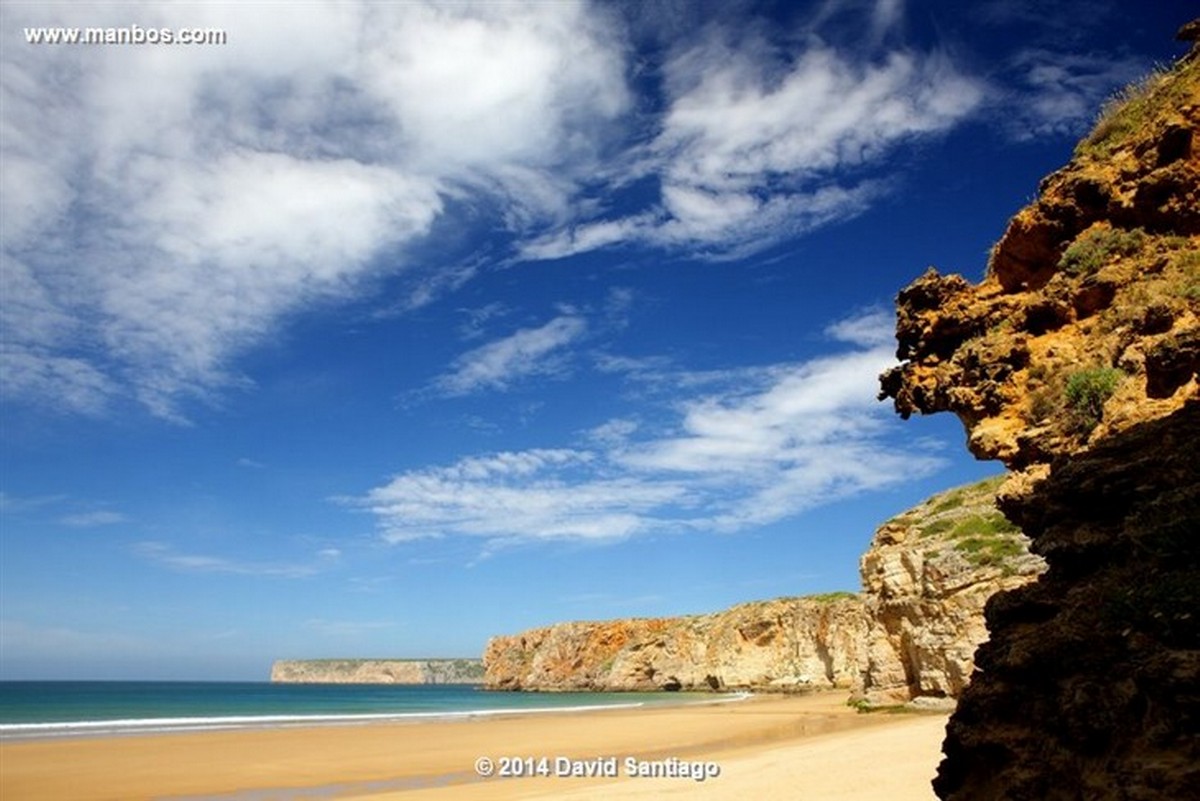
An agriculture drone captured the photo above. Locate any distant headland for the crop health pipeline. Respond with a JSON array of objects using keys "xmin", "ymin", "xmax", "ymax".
[{"xmin": 270, "ymin": 658, "xmax": 483, "ymax": 684}]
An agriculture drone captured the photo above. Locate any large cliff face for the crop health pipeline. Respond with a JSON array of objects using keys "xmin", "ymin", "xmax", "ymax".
[
  {"xmin": 486, "ymin": 479, "xmax": 1040, "ymax": 698},
  {"xmin": 856, "ymin": 476, "xmax": 1045, "ymax": 706},
  {"xmin": 484, "ymin": 595, "xmax": 866, "ymax": 692},
  {"xmin": 880, "ymin": 35, "xmax": 1198, "ymax": 801},
  {"xmin": 271, "ymin": 659, "xmax": 484, "ymax": 684}
]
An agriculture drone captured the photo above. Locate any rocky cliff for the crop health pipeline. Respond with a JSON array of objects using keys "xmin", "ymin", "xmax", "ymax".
[
  {"xmin": 485, "ymin": 478, "xmax": 1042, "ymax": 698},
  {"xmin": 271, "ymin": 658, "xmax": 484, "ymax": 684},
  {"xmin": 880, "ymin": 28, "xmax": 1198, "ymax": 801},
  {"xmin": 483, "ymin": 595, "xmax": 866, "ymax": 692},
  {"xmin": 856, "ymin": 475, "xmax": 1045, "ymax": 706}
]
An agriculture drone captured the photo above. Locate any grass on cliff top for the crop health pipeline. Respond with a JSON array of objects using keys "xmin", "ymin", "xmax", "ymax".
[
  {"xmin": 884, "ymin": 476, "xmax": 1027, "ymax": 569},
  {"xmin": 803, "ymin": 591, "xmax": 859, "ymax": 603},
  {"xmin": 1075, "ymin": 55, "xmax": 1198, "ymax": 161},
  {"xmin": 918, "ymin": 508, "xmax": 1025, "ymax": 568},
  {"xmin": 282, "ymin": 658, "xmax": 481, "ymax": 667},
  {"xmin": 921, "ymin": 510, "xmax": 1018, "ymax": 541},
  {"xmin": 892, "ymin": 475, "xmax": 1006, "ymax": 524}
]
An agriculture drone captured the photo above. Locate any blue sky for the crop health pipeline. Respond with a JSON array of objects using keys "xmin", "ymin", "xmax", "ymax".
[{"xmin": 0, "ymin": 1, "xmax": 1191, "ymax": 680}]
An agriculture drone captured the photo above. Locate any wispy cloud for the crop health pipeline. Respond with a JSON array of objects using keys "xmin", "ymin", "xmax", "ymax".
[
  {"xmin": 134, "ymin": 542, "xmax": 327, "ymax": 579},
  {"xmin": 1, "ymin": 1, "xmax": 628, "ymax": 419},
  {"xmin": 58, "ymin": 510, "xmax": 127, "ymax": 528},
  {"xmin": 354, "ymin": 448, "xmax": 686, "ymax": 545},
  {"xmin": 456, "ymin": 302, "xmax": 513, "ymax": 341},
  {"xmin": 432, "ymin": 314, "xmax": 587, "ymax": 396},
  {"xmin": 998, "ymin": 49, "xmax": 1148, "ymax": 141},
  {"xmin": 354, "ymin": 309, "xmax": 942, "ymax": 548},
  {"xmin": 0, "ymin": 492, "xmax": 69, "ymax": 514},
  {"xmin": 522, "ymin": 26, "xmax": 983, "ymax": 261},
  {"xmin": 0, "ymin": 494, "xmax": 127, "ymax": 528}
]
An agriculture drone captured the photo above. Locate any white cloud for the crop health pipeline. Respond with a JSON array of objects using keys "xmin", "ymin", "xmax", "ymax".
[
  {"xmin": 58, "ymin": 510, "xmax": 127, "ymax": 528},
  {"xmin": 456, "ymin": 302, "xmax": 513, "ymax": 341},
  {"xmin": 825, "ymin": 306, "xmax": 895, "ymax": 347},
  {"xmin": 523, "ymin": 30, "xmax": 983, "ymax": 260},
  {"xmin": 0, "ymin": 492, "xmax": 69, "ymax": 513},
  {"xmin": 358, "ymin": 2, "xmax": 629, "ymax": 174},
  {"xmin": 653, "ymin": 40, "xmax": 982, "ymax": 246},
  {"xmin": 519, "ymin": 213, "xmax": 659, "ymax": 261},
  {"xmin": 586, "ymin": 417, "xmax": 640, "ymax": 447},
  {"xmin": 1, "ymin": 1, "xmax": 629, "ymax": 419},
  {"xmin": 355, "ymin": 448, "xmax": 688, "ymax": 544},
  {"xmin": 134, "ymin": 541, "xmax": 322, "ymax": 579},
  {"xmin": 433, "ymin": 314, "xmax": 587, "ymax": 396},
  {"xmin": 619, "ymin": 349, "xmax": 895, "ymax": 474},
  {"xmin": 0, "ymin": 345, "xmax": 118, "ymax": 416},
  {"xmin": 1000, "ymin": 49, "xmax": 1148, "ymax": 141},
  {"xmin": 355, "ymin": 310, "xmax": 942, "ymax": 547}
]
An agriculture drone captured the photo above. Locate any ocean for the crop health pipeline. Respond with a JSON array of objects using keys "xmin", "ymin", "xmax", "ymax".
[{"xmin": 0, "ymin": 681, "xmax": 711, "ymax": 740}]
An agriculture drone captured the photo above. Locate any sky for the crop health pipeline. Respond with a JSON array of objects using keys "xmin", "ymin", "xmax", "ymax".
[{"xmin": 0, "ymin": 0, "xmax": 1192, "ymax": 680}]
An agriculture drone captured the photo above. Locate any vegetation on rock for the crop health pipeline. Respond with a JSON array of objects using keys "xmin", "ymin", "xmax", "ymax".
[
  {"xmin": 856, "ymin": 476, "xmax": 1044, "ymax": 706},
  {"xmin": 1064, "ymin": 366, "xmax": 1124, "ymax": 432},
  {"xmin": 1058, "ymin": 225, "xmax": 1148, "ymax": 276}
]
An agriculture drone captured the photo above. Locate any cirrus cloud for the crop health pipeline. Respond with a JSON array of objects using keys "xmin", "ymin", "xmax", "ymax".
[
  {"xmin": 521, "ymin": 30, "xmax": 984, "ymax": 261},
  {"xmin": 353, "ymin": 309, "xmax": 943, "ymax": 548},
  {"xmin": 432, "ymin": 314, "xmax": 588, "ymax": 396}
]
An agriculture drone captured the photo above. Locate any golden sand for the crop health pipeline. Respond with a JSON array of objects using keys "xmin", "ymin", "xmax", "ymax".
[{"xmin": 0, "ymin": 692, "xmax": 948, "ymax": 800}]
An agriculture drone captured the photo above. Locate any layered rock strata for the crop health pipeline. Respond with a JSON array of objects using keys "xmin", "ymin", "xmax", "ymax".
[
  {"xmin": 880, "ymin": 31, "xmax": 1199, "ymax": 801},
  {"xmin": 486, "ymin": 479, "xmax": 1042, "ymax": 698},
  {"xmin": 271, "ymin": 658, "xmax": 483, "ymax": 684},
  {"xmin": 483, "ymin": 595, "xmax": 866, "ymax": 692},
  {"xmin": 856, "ymin": 476, "xmax": 1045, "ymax": 706}
]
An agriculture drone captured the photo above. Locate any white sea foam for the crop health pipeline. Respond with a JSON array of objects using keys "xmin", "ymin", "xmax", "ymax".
[{"xmin": 0, "ymin": 701, "xmax": 662, "ymax": 740}]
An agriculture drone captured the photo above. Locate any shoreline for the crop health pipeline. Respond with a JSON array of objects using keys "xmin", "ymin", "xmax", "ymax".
[
  {"xmin": 0, "ymin": 689, "xmax": 754, "ymax": 743},
  {"xmin": 0, "ymin": 691, "xmax": 950, "ymax": 800}
]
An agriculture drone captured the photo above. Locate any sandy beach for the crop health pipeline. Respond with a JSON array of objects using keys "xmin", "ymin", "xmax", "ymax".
[{"xmin": 0, "ymin": 692, "xmax": 949, "ymax": 801}]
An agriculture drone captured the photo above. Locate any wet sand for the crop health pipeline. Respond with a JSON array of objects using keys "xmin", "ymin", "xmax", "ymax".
[{"xmin": 0, "ymin": 692, "xmax": 949, "ymax": 800}]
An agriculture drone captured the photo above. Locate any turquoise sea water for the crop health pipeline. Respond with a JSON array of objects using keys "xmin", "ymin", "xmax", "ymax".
[{"xmin": 0, "ymin": 681, "xmax": 708, "ymax": 740}]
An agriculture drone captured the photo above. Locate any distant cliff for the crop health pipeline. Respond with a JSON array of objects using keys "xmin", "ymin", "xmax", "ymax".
[
  {"xmin": 485, "ymin": 478, "xmax": 1041, "ymax": 699},
  {"xmin": 855, "ymin": 475, "xmax": 1045, "ymax": 706},
  {"xmin": 484, "ymin": 595, "xmax": 865, "ymax": 692},
  {"xmin": 880, "ymin": 27, "xmax": 1198, "ymax": 801},
  {"xmin": 271, "ymin": 659, "xmax": 483, "ymax": 684}
]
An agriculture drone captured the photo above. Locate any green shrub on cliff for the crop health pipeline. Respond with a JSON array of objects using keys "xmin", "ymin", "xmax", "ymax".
[
  {"xmin": 1059, "ymin": 226, "xmax": 1148, "ymax": 276},
  {"xmin": 1065, "ymin": 367, "xmax": 1123, "ymax": 433},
  {"xmin": 956, "ymin": 535, "xmax": 1025, "ymax": 567}
]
